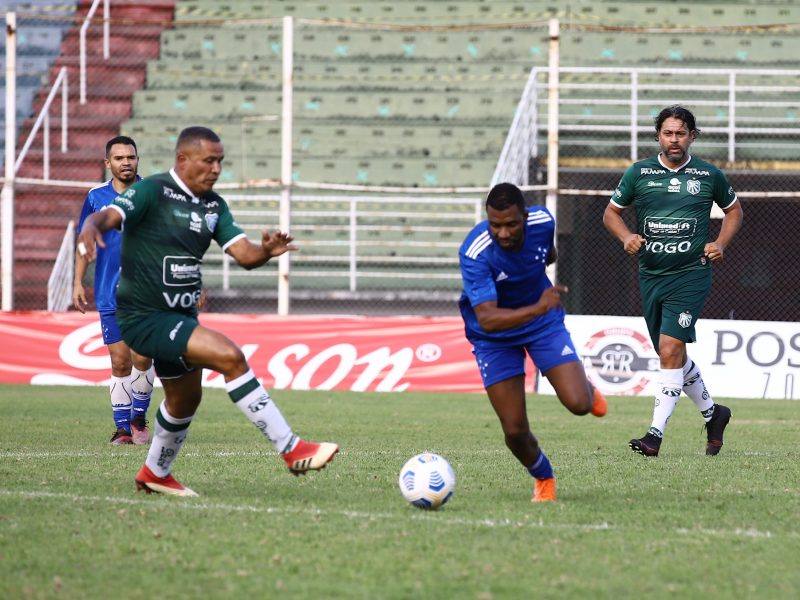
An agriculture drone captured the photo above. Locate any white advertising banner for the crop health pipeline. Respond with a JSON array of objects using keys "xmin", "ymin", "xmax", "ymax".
[{"xmin": 537, "ymin": 315, "xmax": 800, "ymax": 400}]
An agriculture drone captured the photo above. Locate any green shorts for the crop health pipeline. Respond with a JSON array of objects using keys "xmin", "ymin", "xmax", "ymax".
[
  {"xmin": 118, "ymin": 311, "xmax": 199, "ymax": 379},
  {"xmin": 639, "ymin": 268, "xmax": 712, "ymax": 353}
]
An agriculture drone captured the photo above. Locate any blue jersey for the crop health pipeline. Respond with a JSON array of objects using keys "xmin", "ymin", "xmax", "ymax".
[
  {"xmin": 459, "ymin": 206, "xmax": 563, "ymax": 347},
  {"xmin": 77, "ymin": 178, "xmax": 139, "ymax": 311}
]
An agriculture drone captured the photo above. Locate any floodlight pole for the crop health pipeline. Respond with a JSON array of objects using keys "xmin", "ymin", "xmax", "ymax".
[
  {"xmin": 277, "ymin": 16, "xmax": 293, "ymax": 316},
  {"xmin": 546, "ymin": 18, "xmax": 560, "ymax": 284},
  {"xmin": 1, "ymin": 12, "xmax": 17, "ymax": 310}
]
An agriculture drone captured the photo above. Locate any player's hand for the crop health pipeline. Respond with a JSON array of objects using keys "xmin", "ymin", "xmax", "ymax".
[
  {"xmin": 623, "ymin": 234, "xmax": 646, "ymax": 255},
  {"xmin": 704, "ymin": 241, "xmax": 724, "ymax": 262},
  {"xmin": 72, "ymin": 283, "xmax": 87, "ymax": 314},
  {"xmin": 261, "ymin": 229, "xmax": 299, "ymax": 258},
  {"xmin": 538, "ymin": 284, "xmax": 568, "ymax": 312},
  {"xmin": 76, "ymin": 224, "xmax": 106, "ymax": 263}
]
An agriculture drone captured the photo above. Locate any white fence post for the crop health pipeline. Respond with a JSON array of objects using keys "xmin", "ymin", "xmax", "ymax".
[
  {"xmin": 1, "ymin": 12, "xmax": 17, "ymax": 310},
  {"xmin": 277, "ymin": 15, "xmax": 294, "ymax": 315}
]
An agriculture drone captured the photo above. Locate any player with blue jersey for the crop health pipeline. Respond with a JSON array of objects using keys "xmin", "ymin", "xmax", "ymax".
[
  {"xmin": 459, "ymin": 183, "xmax": 607, "ymax": 503},
  {"xmin": 604, "ymin": 105, "xmax": 743, "ymax": 457},
  {"xmin": 73, "ymin": 137, "xmax": 154, "ymax": 445}
]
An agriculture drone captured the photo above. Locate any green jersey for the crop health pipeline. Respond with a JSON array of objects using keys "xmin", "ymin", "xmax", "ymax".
[
  {"xmin": 611, "ymin": 154, "xmax": 737, "ymax": 276},
  {"xmin": 110, "ymin": 169, "xmax": 245, "ymax": 317}
]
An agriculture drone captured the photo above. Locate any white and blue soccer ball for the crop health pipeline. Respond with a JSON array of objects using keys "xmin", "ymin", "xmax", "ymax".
[{"xmin": 398, "ymin": 452, "xmax": 456, "ymax": 510}]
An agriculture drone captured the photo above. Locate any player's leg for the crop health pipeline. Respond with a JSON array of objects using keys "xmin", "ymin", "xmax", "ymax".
[
  {"xmin": 661, "ymin": 269, "xmax": 731, "ymax": 455},
  {"xmin": 135, "ymin": 368, "xmax": 201, "ymax": 497},
  {"xmin": 182, "ymin": 324, "xmax": 338, "ymax": 474},
  {"xmin": 103, "ymin": 309, "xmax": 135, "ymax": 444},
  {"xmin": 476, "ymin": 345, "xmax": 555, "ymax": 501},
  {"xmin": 529, "ymin": 326, "xmax": 607, "ymax": 418},
  {"xmin": 129, "ymin": 349, "xmax": 154, "ymax": 444}
]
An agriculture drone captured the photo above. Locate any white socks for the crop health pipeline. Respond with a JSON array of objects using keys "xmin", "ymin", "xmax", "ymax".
[
  {"xmin": 650, "ymin": 368, "xmax": 683, "ymax": 437},
  {"xmin": 682, "ymin": 357, "xmax": 715, "ymax": 420},
  {"xmin": 226, "ymin": 369, "xmax": 295, "ymax": 454},
  {"xmin": 130, "ymin": 365, "xmax": 154, "ymax": 404},
  {"xmin": 109, "ymin": 375, "xmax": 133, "ymax": 429},
  {"xmin": 145, "ymin": 400, "xmax": 194, "ymax": 477}
]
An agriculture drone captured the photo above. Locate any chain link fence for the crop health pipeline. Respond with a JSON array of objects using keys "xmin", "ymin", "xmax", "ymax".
[{"xmin": 2, "ymin": 1, "xmax": 799, "ymax": 321}]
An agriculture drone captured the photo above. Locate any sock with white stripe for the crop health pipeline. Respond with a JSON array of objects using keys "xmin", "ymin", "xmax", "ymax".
[
  {"xmin": 526, "ymin": 449, "xmax": 555, "ymax": 480},
  {"xmin": 650, "ymin": 368, "xmax": 683, "ymax": 437},
  {"xmin": 682, "ymin": 357, "xmax": 715, "ymax": 421},
  {"xmin": 145, "ymin": 401, "xmax": 194, "ymax": 478},
  {"xmin": 109, "ymin": 376, "xmax": 133, "ymax": 432},
  {"xmin": 130, "ymin": 365, "xmax": 154, "ymax": 419},
  {"xmin": 226, "ymin": 370, "xmax": 295, "ymax": 454}
]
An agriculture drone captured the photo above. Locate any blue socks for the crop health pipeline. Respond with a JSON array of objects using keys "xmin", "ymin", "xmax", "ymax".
[{"xmin": 527, "ymin": 450, "xmax": 554, "ymax": 480}]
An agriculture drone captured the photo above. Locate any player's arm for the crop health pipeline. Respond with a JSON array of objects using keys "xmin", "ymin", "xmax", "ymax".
[
  {"xmin": 473, "ymin": 285, "xmax": 567, "ymax": 333},
  {"xmin": 72, "ymin": 250, "xmax": 89, "ymax": 313},
  {"xmin": 226, "ymin": 229, "xmax": 298, "ymax": 270},
  {"xmin": 603, "ymin": 203, "xmax": 644, "ymax": 255},
  {"xmin": 705, "ymin": 201, "xmax": 743, "ymax": 262},
  {"xmin": 76, "ymin": 208, "xmax": 123, "ymax": 263}
]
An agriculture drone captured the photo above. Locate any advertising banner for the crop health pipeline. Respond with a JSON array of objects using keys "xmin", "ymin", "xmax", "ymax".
[{"xmin": 0, "ymin": 313, "xmax": 796, "ymax": 398}]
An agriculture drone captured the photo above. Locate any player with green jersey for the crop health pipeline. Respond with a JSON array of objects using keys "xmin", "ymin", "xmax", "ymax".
[
  {"xmin": 604, "ymin": 105, "xmax": 743, "ymax": 458},
  {"xmin": 78, "ymin": 127, "xmax": 338, "ymax": 496}
]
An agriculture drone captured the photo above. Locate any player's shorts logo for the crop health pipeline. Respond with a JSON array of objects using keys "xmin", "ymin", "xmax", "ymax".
[
  {"xmin": 678, "ymin": 311, "xmax": 693, "ymax": 328},
  {"xmin": 581, "ymin": 328, "xmax": 659, "ymax": 395}
]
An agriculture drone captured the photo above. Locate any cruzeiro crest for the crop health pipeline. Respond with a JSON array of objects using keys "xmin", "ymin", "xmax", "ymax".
[
  {"xmin": 686, "ymin": 179, "xmax": 701, "ymax": 195},
  {"xmin": 678, "ymin": 311, "xmax": 693, "ymax": 328}
]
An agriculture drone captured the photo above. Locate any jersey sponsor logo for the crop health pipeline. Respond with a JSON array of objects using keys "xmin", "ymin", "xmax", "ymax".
[
  {"xmin": 163, "ymin": 186, "xmax": 189, "ymax": 202},
  {"xmin": 205, "ymin": 200, "xmax": 219, "ymax": 208},
  {"xmin": 123, "ymin": 188, "xmax": 136, "ymax": 198},
  {"xmin": 205, "ymin": 212, "xmax": 219, "ymax": 233},
  {"xmin": 115, "ymin": 197, "xmax": 135, "ymax": 211},
  {"xmin": 647, "ymin": 181, "xmax": 663, "ymax": 187},
  {"xmin": 668, "ymin": 177, "xmax": 681, "ymax": 193},
  {"xmin": 163, "ymin": 290, "xmax": 203, "ymax": 309},
  {"xmin": 163, "ymin": 256, "xmax": 202, "ymax": 286},
  {"xmin": 495, "ymin": 271, "xmax": 508, "ymax": 282},
  {"xmin": 644, "ymin": 240, "xmax": 692, "ymax": 254},
  {"xmin": 678, "ymin": 311, "xmax": 693, "ymax": 328},
  {"xmin": 189, "ymin": 212, "xmax": 202, "ymax": 233},
  {"xmin": 643, "ymin": 217, "xmax": 696, "ymax": 239},
  {"xmin": 686, "ymin": 179, "xmax": 701, "ymax": 195},
  {"xmin": 685, "ymin": 168, "xmax": 710, "ymax": 176},
  {"xmin": 641, "ymin": 168, "xmax": 666, "ymax": 175}
]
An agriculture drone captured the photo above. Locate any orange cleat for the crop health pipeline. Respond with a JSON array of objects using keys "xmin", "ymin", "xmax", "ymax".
[
  {"xmin": 531, "ymin": 477, "xmax": 557, "ymax": 503},
  {"xmin": 591, "ymin": 385, "xmax": 607, "ymax": 417}
]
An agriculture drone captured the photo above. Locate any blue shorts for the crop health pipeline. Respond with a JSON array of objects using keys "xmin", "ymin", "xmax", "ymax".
[
  {"xmin": 99, "ymin": 310, "xmax": 123, "ymax": 345},
  {"xmin": 472, "ymin": 325, "xmax": 580, "ymax": 389}
]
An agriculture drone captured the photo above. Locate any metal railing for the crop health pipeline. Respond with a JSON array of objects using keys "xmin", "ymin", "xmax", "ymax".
[{"xmin": 79, "ymin": 0, "xmax": 110, "ymax": 105}]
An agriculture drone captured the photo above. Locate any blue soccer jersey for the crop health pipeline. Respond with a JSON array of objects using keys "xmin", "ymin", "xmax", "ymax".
[
  {"xmin": 77, "ymin": 178, "xmax": 139, "ymax": 312},
  {"xmin": 459, "ymin": 206, "xmax": 562, "ymax": 347}
]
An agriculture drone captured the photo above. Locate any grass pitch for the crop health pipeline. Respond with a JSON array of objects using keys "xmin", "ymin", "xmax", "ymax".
[{"xmin": 1, "ymin": 384, "xmax": 798, "ymax": 599}]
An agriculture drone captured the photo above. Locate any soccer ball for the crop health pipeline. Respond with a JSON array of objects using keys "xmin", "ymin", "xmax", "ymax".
[{"xmin": 398, "ymin": 452, "xmax": 456, "ymax": 510}]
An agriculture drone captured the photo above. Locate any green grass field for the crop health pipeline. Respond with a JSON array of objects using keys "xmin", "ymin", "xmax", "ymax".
[{"xmin": 1, "ymin": 384, "xmax": 798, "ymax": 599}]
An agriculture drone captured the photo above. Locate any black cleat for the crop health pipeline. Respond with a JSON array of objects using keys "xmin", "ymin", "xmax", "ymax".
[
  {"xmin": 629, "ymin": 432, "xmax": 661, "ymax": 457},
  {"xmin": 704, "ymin": 404, "xmax": 731, "ymax": 456}
]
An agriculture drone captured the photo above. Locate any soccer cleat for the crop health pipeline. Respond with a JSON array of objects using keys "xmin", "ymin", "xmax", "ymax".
[
  {"xmin": 130, "ymin": 414, "xmax": 150, "ymax": 445},
  {"xmin": 282, "ymin": 439, "xmax": 339, "ymax": 475},
  {"xmin": 135, "ymin": 464, "xmax": 198, "ymax": 497},
  {"xmin": 110, "ymin": 428, "xmax": 133, "ymax": 445},
  {"xmin": 629, "ymin": 432, "xmax": 661, "ymax": 457},
  {"xmin": 591, "ymin": 385, "xmax": 607, "ymax": 417},
  {"xmin": 531, "ymin": 477, "xmax": 557, "ymax": 503},
  {"xmin": 704, "ymin": 404, "xmax": 732, "ymax": 456}
]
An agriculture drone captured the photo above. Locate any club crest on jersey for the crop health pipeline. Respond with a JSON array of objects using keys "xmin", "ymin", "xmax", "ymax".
[
  {"xmin": 687, "ymin": 179, "xmax": 701, "ymax": 195},
  {"xmin": 678, "ymin": 311, "xmax": 693, "ymax": 328},
  {"xmin": 205, "ymin": 212, "xmax": 219, "ymax": 232}
]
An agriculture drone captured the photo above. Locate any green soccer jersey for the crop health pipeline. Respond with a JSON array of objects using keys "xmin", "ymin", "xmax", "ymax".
[
  {"xmin": 610, "ymin": 154, "xmax": 737, "ymax": 276},
  {"xmin": 110, "ymin": 170, "xmax": 246, "ymax": 317}
]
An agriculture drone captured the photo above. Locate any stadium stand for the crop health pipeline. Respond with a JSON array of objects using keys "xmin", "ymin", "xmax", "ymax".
[{"xmin": 4, "ymin": 0, "xmax": 800, "ymax": 310}]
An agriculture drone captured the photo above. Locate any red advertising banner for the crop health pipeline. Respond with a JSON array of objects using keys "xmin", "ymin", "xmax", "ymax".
[{"xmin": 0, "ymin": 312, "xmax": 496, "ymax": 393}]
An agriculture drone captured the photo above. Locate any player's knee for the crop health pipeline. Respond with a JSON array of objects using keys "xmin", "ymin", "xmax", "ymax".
[{"xmin": 216, "ymin": 345, "xmax": 248, "ymax": 375}]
